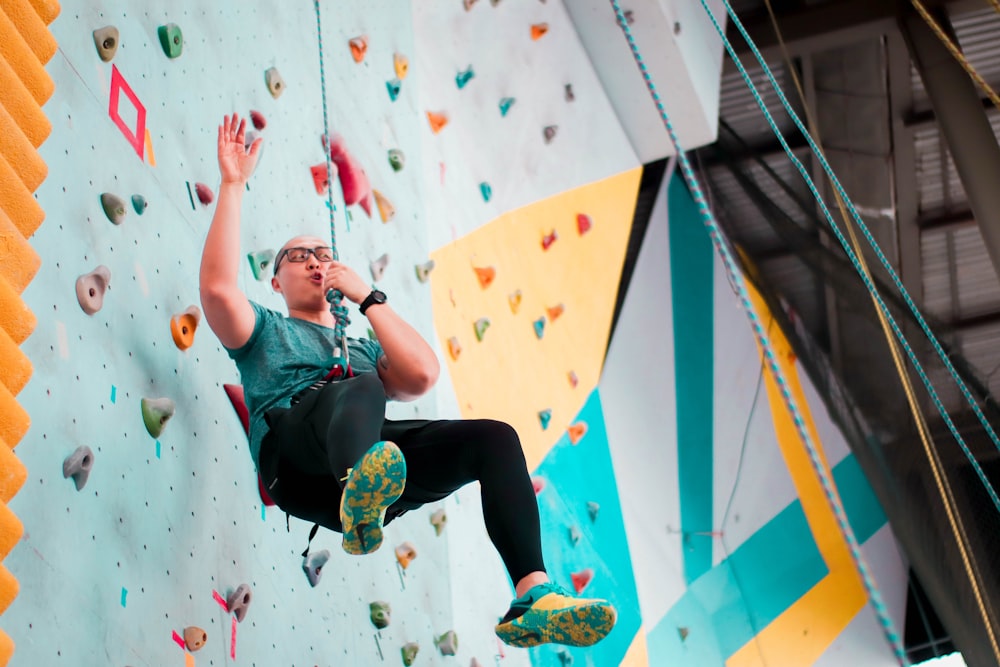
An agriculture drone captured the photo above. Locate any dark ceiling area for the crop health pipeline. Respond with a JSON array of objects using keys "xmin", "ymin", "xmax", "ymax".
[{"xmin": 687, "ymin": 0, "xmax": 1000, "ymax": 664}]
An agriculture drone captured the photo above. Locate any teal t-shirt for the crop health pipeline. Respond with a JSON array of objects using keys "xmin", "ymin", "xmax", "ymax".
[{"xmin": 226, "ymin": 301, "xmax": 384, "ymax": 468}]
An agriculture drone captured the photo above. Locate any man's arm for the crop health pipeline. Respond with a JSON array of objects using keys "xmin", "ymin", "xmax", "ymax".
[
  {"xmin": 199, "ymin": 114, "xmax": 262, "ymax": 350},
  {"xmin": 366, "ymin": 304, "xmax": 440, "ymax": 401}
]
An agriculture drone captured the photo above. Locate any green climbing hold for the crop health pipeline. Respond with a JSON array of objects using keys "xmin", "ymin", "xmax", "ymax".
[
  {"xmin": 141, "ymin": 397, "xmax": 176, "ymax": 439},
  {"xmin": 101, "ymin": 193, "xmax": 127, "ymax": 225},
  {"xmin": 366, "ymin": 327, "xmax": 377, "ymax": 341},
  {"xmin": 247, "ymin": 249, "xmax": 276, "ymax": 281},
  {"xmin": 473, "ymin": 317, "xmax": 490, "ymax": 342},
  {"xmin": 157, "ymin": 23, "xmax": 183, "ymax": 59},
  {"xmin": 479, "ymin": 182, "xmax": 492, "ymax": 203},
  {"xmin": 455, "ymin": 66, "xmax": 475, "ymax": 89},
  {"xmin": 388, "ymin": 148, "xmax": 405, "ymax": 172},
  {"xmin": 401, "ymin": 642, "xmax": 419, "ymax": 666},
  {"xmin": 538, "ymin": 408, "xmax": 552, "ymax": 430},
  {"xmin": 386, "ymin": 78, "xmax": 402, "ymax": 102},
  {"xmin": 369, "ymin": 601, "xmax": 391, "ymax": 629},
  {"xmin": 533, "ymin": 316, "xmax": 545, "ymax": 339},
  {"xmin": 131, "ymin": 194, "xmax": 147, "ymax": 215},
  {"xmin": 499, "ymin": 97, "xmax": 515, "ymax": 117}
]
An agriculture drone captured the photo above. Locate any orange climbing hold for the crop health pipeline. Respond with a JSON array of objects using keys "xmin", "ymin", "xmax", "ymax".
[
  {"xmin": 571, "ymin": 568, "xmax": 594, "ymax": 594},
  {"xmin": 395, "ymin": 542, "xmax": 417, "ymax": 569},
  {"xmin": 474, "ymin": 266, "xmax": 496, "ymax": 289},
  {"xmin": 170, "ymin": 305, "xmax": 201, "ymax": 351},
  {"xmin": 349, "ymin": 36, "xmax": 368, "ymax": 63},
  {"xmin": 567, "ymin": 422, "xmax": 587, "ymax": 444},
  {"xmin": 310, "ymin": 163, "xmax": 331, "ymax": 195},
  {"xmin": 531, "ymin": 23, "xmax": 549, "ymax": 40},
  {"xmin": 447, "ymin": 336, "xmax": 462, "ymax": 361},
  {"xmin": 394, "ymin": 52, "xmax": 409, "ymax": 80},
  {"xmin": 426, "ymin": 111, "xmax": 449, "ymax": 134},
  {"xmin": 547, "ymin": 303, "xmax": 565, "ymax": 321},
  {"xmin": 373, "ymin": 189, "xmax": 395, "ymax": 223}
]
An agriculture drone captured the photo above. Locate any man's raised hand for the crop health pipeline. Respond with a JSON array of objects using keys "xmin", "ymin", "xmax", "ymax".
[{"xmin": 217, "ymin": 113, "xmax": 263, "ymax": 185}]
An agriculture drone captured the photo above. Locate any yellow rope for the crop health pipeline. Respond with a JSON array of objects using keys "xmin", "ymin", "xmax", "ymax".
[
  {"xmin": 989, "ymin": 0, "xmax": 1000, "ymax": 16},
  {"xmin": 762, "ymin": 0, "xmax": 1000, "ymax": 659},
  {"xmin": 909, "ymin": 0, "xmax": 1000, "ymax": 112}
]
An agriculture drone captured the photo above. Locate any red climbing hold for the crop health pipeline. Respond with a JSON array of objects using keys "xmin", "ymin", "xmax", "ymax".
[
  {"xmin": 310, "ymin": 163, "xmax": 332, "ymax": 196},
  {"xmin": 195, "ymin": 182, "xmax": 214, "ymax": 206},
  {"xmin": 326, "ymin": 134, "xmax": 373, "ymax": 211},
  {"xmin": 531, "ymin": 476, "xmax": 546, "ymax": 494},
  {"xmin": 577, "ymin": 213, "xmax": 593, "ymax": 235},
  {"xmin": 249, "ymin": 110, "xmax": 266, "ymax": 130},
  {"xmin": 542, "ymin": 230, "xmax": 558, "ymax": 250},
  {"xmin": 571, "ymin": 568, "xmax": 594, "ymax": 594}
]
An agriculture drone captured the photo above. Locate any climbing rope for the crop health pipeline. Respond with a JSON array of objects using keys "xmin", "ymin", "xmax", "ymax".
[
  {"xmin": 607, "ymin": 1, "xmax": 909, "ymax": 663},
  {"xmin": 714, "ymin": 0, "xmax": 1000, "ymax": 510},
  {"xmin": 312, "ymin": 0, "xmax": 351, "ymax": 368},
  {"xmin": 762, "ymin": 0, "xmax": 1000, "ymax": 657},
  {"xmin": 909, "ymin": 0, "xmax": 1000, "ymax": 112}
]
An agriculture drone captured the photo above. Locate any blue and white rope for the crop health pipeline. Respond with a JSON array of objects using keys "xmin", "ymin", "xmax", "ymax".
[
  {"xmin": 312, "ymin": 0, "xmax": 350, "ymax": 345},
  {"xmin": 607, "ymin": 1, "xmax": 909, "ymax": 663},
  {"xmin": 703, "ymin": 0, "xmax": 1000, "ymax": 515}
]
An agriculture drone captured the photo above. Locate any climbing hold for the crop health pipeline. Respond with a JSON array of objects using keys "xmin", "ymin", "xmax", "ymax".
[
  {"xmin": 577, "ymin": 213, "xmax": 592, "ymax": 235},
  {"xmin": 531, "ymin": 23, "xmax": 549, "ymax": 40},
  {"xmin": 370, "ymin": 253, "xmax": 389, "ymax": 282},
  {"xmin": 92, "ymin": 26, "xmax": 119, "ymax": 62},
  {"xmin": 359, "ymin": 193, "xmax": 375, "ymax": 218},
  {"xmin": 587, "ymin": 501, "xmax": 600, "ymax": 522},
  {"xmin": 557, "ymin": 647, "xmax": 574, "ymax": 666},
  {"xmin": 349, "ymin": 35, "xmax": 368, "ymax": 63},
  {"xmin": 141, "ymin": 397, "xmax": 175, "ymax": 439},
  {"xmin": 624, "ymin": 9, "xmax": 635, "ymax": 25},
  {"xmin": 158, "ymin": 23, "xmax": 183, "ymax": 58},
  {"xmin": 194, "ymin": 183, "xmax": 214, "ymax": 206},
  {"xmin": 570, "ymin": 568, "xmax": 593, "ymax": 594},
  {"xmin": 327, "ymin": 134, "xmax": 373, "ymax": 209},
  {"xmin": 75, "ymin": 266, "xmax": 111, "ymax": 315},
  {"xmin": 244, "ymin": 129, "xmax": 262, "ymax": 159},
  {"xmin": 183, "ymin": 626, "xmax": 207, "ymax": 652},
  {"xmin": 531, "ymin": 476, "xmax": 546, "ymax": 494},
  {"xmin": 302, "ymin": 549, "xmax": 330, "ymax": 587},
  {"xmin": 100, "ymin": 193, "xmax": 127, "ymax": 225},
  {"xmin": 394, "ymin": 52, "xmax": 409, "ymax": 79},
  {"xmin": 547, "ymin": 303, "xmax": 565, "ymax": 321},
  {"xmin": 479, "ymin": 182, "xmax": 492, "ymax": 202},
  {"xmin": 567, "ymin": 421, "xmax": 587, "ymax": 444},
  {"xmin": 568, "ymin": 370, "xmax": 579, "ymax": 388},
  {"xmin": 426, "ymin": 111, "xmax": 449, "ymax": 134},
  {"xmin": 533, "ymin": 317, "xmax": 545, "ymax": 339},
  {"xmin": 471, "ymin": 659, "xmax": 483, "ymax": 667},
  {"xmin": 370, "ymin": 601, "xmax": 391, "ymax": 629},
  {"xmin": 538, "ymin": 408, "xmax": 552, "ymax": 430},
  {"xmin": 542, "ymin": 229, "xmax": 558, "ymax": 250},
  {"xmin": 543, "ymin": 125, "xmax": 558, "ymax": 144},
  {"xmin": 447, "ymin": 337, "xmax": 462, "ymax": 361},
  {"xmin": 264, "ymin": 67, "xmax": 285, "ymax": 98},
  {"xmin": 430, "ymin": 508, "xmax": 447, "ymax": 536},
  {"xmin": 62, "ymin": 445, "xmax": 94, "ymax": 491},
  {"xmin": 395, "ymin": 542, "xmax": 417, "ymax": 569},
  {"xmin": 490, "ymin": 0, "xmax": 501, "ymax": 6},
  {"xmin": 463, "ymin": 0, "xmax": 479, "ymax": 9},
  {"xmin": 170, "ymin": 306, "xmax": 201, "ymax": 351},
  {"xmin": 455, "ymin": 66, "xmax": 475, "ymax": 89},
  {"xmin": 373, "ymin": 190, "xmax": 395, "ymax": 223},
  {"xmin": 249, "ymin": 109, "xmax": 267, "ymax": 130},
  {"xmin": 131, "ymin": 194, "xmax": 148, "ymax": 215},
  {"xmin": 473, "ymin": 318, "xmax": 490, "ymax": 342},
  {"xmin": 436, "ymin": 630, "xmax": 458, "ymax": 656},
  {"xmin": 310, "ymin": 163, "xmax": 331, "ymax": 195},
  {"xmin": 414, "ymin": 260, "xmax": 435, "ymax": 283},
  {"xmin": 388, "ymin": 148, "xmax": 405, "ymax": 172},
  {"xmin": 499, "ymin": 97, "xmax": 515, "ymax": 117},
  {"xmin": 678, "ymin": 626, "xmax": 690, "ymax": 641},
  {"xmin": 386, "ymin": 78, "xmax": 402, "ymax": 102},
  {"xmin": 565, "ymin": 84, "xmax": 575, "ymax": 102},
  {"xmin": 401, "ymin": 642, "xmax": 420, "ymax": 666},
  {"xmin": 508, "ymin": 290, "xmax": 522, "ymax": 314},
  {"xmin": 568, "ymin": 525, "xmax": 582, "ymax": 546},
  {"xmin": 247, "ymin": 249, "xmax": 276, "ymax": 280},
  {"xmin": 473, "ymin": 266, "xmax": 496, "ymax": 289},
  {"xmin": 226, "ymin": 584, "xmax": 253, "ymax": 623}
]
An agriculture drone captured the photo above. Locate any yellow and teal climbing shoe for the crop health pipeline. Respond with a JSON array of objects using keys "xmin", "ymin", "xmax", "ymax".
[
  {"xmin": 494, "ymin": 582, "xmax": 617, "ymax": 648},
  {"xmin": 340, "ymin": 441, "xmax": 406, "ymax": 555}
]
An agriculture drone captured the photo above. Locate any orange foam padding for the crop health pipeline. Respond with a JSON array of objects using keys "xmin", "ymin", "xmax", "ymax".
[
  {"xmin": 26, "ymin": 0, "xmax": 59, "ymax": 26},
  {"xmin": 0, "ymin": 628, "xmax": 13, "ymax": 665},
  {"xmin": 0, "ymin": 152, "xmax": 44, "ymax": 238},
  {"xmin": 0, "ymin": 382, "xmax": 29, "ymax": 448},
  {"xmin": 0, "ymin": 101, "xmax": 45, "ymax": 191},
  {"xmin": 0, "ymin": 214, "xmax": 39, "ymax": 293},
  {"xmin": 0, "ymin": 55, "xmax": 51, "ymax": 147},
  {"xmin": 0, "ymin": 327, "xmax": 30, "ymax": 396},
  {"xmin": 0, "ymin": 502, "xmax": 23, "ymax": 560},
  {"xmin": 0, "ymin": 275, "xmax": 35, "ymax": 344},
  {"xmin": 3, "ymin": 0, "xmax": 58, "ymax": 64},
  {"xmin": 0, "ymin": 436, "xmax": 26, "ymax": 503},
  {"xmin": 0, "ymin": 7, "xmax": 54, "ymax": 105},
  {"xmin": 0, "ymin": 563, "xmax": 18, "ymax": 615}
]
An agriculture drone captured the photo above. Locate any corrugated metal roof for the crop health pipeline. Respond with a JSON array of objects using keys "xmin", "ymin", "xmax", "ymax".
[
  {"xmin": 719, "ymin": 60, "xmax": 800, "ymax": 148},
  {"xmin": 922, "ymin": 224, "xmax": 1000, "ymax": 323}
]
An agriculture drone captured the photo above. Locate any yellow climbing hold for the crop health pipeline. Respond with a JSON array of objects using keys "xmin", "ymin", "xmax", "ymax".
[{"xmin": 394, "ymin": 52, "xmax": 409, "ymax": 80}]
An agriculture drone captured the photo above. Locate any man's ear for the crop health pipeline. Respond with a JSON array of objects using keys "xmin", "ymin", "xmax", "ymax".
[{"xmin": 270, "ymin": 275, "xmax": 282, "ymax": 293}]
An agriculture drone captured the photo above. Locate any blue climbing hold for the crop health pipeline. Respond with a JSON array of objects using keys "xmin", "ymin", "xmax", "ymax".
[
  {"xmin": 499, "ymin": 97, "xmax": 515, "ymax": 117},
  {"xmin": 480, "ymin": 182, "xmax": 492, "ymax": 202},
  {"xmin": 386, "ymin": 78, "xmax": 402, "ymax": 101},
  {"xmin": 538, "ymin": 409, "xmax": 552, "ymax": 430},
  {"xmin": 456, "ymin": 66, "xmax": 475, "ymax": 89},
  {"xmin": 533, "ymin": 317, "xmax": 545, "ymax": 339}
]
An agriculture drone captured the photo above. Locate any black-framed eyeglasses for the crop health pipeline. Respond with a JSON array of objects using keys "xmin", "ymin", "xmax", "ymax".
[{"xmin": 273, "ymin": 246, "xmax": 335, "ymax": 274}]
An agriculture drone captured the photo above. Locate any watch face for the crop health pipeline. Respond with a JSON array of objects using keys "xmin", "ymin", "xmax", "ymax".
[{"xmin": 373, "ymin": 290, "xmax": 387, "ymax": 303}]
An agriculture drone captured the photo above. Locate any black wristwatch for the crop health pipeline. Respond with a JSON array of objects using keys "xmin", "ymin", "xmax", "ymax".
[{"xmin": 359, "ymin": 289, "xmax": 388, "ymax": 316}]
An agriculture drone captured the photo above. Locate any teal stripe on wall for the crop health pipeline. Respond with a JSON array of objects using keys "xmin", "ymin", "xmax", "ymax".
[
  {"xmin": 647, "ymin": 454, "xmax": 888, "ymax": 665},
  {"xmin": 668, "ymin": 171, "xmax": 715, "ymax": 584}
]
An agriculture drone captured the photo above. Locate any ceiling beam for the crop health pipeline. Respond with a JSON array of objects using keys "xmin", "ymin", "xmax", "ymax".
[{"xmin": 905, "ymin": 96, "xmax": 997, "ymax": 129}]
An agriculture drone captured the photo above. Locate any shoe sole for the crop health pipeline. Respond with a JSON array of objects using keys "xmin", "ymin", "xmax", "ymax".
[
  {"xmin": 495, "ymin": 601, "xmax": 617, "ymax": 648},
  {"xmin": 340, "ymin": 441, "xmax": 406, "ymax": 555}
]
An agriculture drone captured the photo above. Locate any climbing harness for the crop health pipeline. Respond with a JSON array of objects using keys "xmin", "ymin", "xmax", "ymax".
[{"xmin": 608, "ymin": 0, "xmax": 910, "ymax": 662}]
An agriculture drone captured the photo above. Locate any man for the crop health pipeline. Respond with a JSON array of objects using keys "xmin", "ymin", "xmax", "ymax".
[{"xmin": 199, "ymin": 113, "xmax": 616, "ymax": 648}]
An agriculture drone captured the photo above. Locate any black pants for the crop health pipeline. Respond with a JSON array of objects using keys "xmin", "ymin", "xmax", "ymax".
[{"xmin": 258, "ymin": 372, "xmax": 546, "ymax": 584}]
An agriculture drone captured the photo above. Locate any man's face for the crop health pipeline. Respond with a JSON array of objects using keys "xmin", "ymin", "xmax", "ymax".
[{"xmin": 271, "ymin": 235, "xmax": 334, "ymax": 307}]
